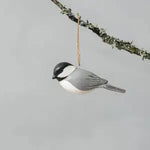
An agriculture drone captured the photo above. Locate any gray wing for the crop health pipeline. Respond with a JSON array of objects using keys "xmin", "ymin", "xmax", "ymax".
[{"xmin": 66, "ymin": 68, "xmax": 108, "ymax": 91}]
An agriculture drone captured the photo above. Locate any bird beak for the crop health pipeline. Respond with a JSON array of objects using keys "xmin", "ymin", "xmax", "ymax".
[{"xmin": 52, "ymin": 75, "xmax": 56, "ymax": 79}]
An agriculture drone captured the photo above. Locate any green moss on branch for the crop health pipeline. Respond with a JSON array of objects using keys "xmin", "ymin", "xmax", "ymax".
[{"xmin": 51, "ymin": 0, "xmax": 150, "ymax": 60}]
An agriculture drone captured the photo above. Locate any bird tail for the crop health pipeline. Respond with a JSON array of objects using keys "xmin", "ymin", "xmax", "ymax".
[{"xmin": 103, "ymin": 84, "xmax": 126, "ymax": 93}]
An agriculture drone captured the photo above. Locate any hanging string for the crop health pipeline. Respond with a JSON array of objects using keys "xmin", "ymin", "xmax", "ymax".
[{"xmin": 77, "ymin": 13, "xmax": 81, "ymax": 66}]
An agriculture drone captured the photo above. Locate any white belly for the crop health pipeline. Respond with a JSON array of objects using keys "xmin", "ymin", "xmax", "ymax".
[{"xmin": 59, "ymin": 80, "xmax": 88, "ymax": 94}]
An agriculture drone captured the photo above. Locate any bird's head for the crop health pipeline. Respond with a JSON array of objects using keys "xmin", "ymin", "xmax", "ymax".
[{"xmin": 52, "ymin": 62, "xmax": 76, "ymax": 81}]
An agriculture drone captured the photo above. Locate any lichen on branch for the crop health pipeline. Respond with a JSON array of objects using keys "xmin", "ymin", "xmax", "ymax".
[{"xmin": 51, "ymin": 0, "xmax": 150, "ymax": 61}]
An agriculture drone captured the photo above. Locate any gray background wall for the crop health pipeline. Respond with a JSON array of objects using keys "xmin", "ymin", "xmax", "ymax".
[{"xmin": 0, "ymin": 0, "xmax": 150, "ymax": 149}]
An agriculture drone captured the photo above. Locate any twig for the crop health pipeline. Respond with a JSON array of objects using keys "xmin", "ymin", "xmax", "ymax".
[{"xmin": 51, "ymin": 0, "xmax": 150, "ymax": 61}]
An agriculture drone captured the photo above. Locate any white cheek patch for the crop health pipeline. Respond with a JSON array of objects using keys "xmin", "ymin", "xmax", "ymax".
[{"xmin": 58, "ymin": 66, "xmax": 76, "ymax": 78}]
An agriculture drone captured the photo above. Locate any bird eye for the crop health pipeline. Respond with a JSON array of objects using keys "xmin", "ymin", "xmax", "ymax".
[{"xmin": 56, "ymin": 69, "xmax": 63, "ymax": 76}]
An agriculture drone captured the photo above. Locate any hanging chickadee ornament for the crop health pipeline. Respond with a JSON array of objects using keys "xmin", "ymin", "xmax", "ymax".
[
  {"xmin": 52, "ymin": 15, "xmax": 125, "ymax": 94},
  {"xmin": 52, "ymin": 62, "xmax": 126, "ymax": 94}
]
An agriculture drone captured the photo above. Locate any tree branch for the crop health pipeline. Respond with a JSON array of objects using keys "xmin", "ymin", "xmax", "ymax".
[{"xmin": 51, "ymin": 0, "xmax": 150, "ymax": 61}]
